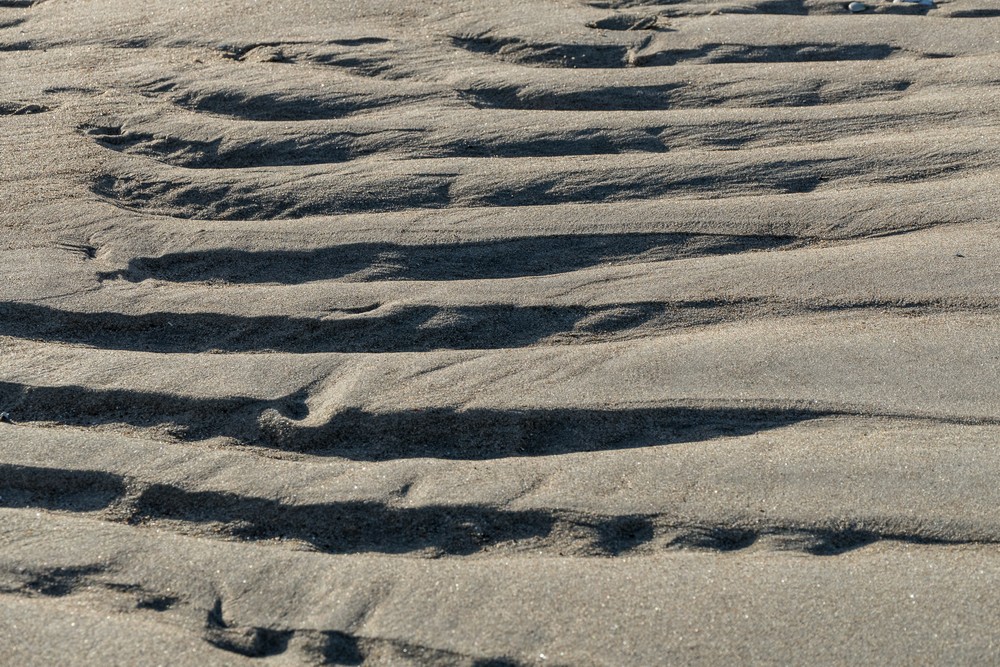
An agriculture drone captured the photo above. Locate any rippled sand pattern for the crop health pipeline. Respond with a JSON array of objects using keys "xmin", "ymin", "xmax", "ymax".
[{"xmin": 1, "ymin": 0, "xmax": 1000, "ymax": 664}]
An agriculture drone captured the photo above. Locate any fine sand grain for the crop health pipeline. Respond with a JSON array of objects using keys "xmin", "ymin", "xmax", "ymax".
[{"xmin": 2, "ymin": 0, "xmax": 999, "ymax": 664}]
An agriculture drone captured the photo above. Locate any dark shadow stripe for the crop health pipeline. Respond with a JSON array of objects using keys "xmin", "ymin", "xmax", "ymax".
[
  {"xmin": 168, "ymin": 89, "xmax": 402, "ymax": 121},
  {"xmin": 90, "ymin": 156, "xmax": 842, "ymax": 219},
  {"xmin": 255, "ymin": 404, "xmax": 827, "ymax": 459},
  {"xmin": 100, "ymin": 234, "xmax": 797, "ymax": 284},
  {"xmin": 140, "ymin": 76, "xmax": 435, "ymax": 121},
  {"xmin": 2, "ymin": 299, "xmax": 982, "ymax": 354},
  {"xmin": 0, "ymin": 380, "xmax": 828, "ymax": 459},
  {"xmin": 635, "ymin": 42, "xmax": 901, "ymax": 67},
  {"xmin": 461, "ymin": 79, "xmax": 912, "ymax": 110},
  {"xmin": 460, "ymin": 83, "xmax": 683, "ymax": 111},
  {"xmin": 0, "ymin": 463, "xmax": 125, "ymax": 512},
  {"xmin": 85, "ymin": 124, "xmax": 674, "ymax": 166},
  {"xmin": 134, "ymin": 485, "xmax": 557, "ymax": 556},
  {"xmin": 452, "ymin": 33, "xmax": 899, "ymax": 68},
  {"xmin": 1, "ymin": 464, "xmax": 971, "ymax": 559},
  {"xmin": 451, "ymin": 34, "xmax": 632, "ymax": 68},
  {"xmin": 640, "ymin": 0, "xmax": 933, "ymax": 15},
  {"xmin": 91, "ymin": 171, "xmax": 456, "ymax": 219},
  {"xmin": 950, "ymin": 9, "xmax": 1000, "ymax": 17},
  {"xmin": 0, "ymin": 301, "xmax": 751, "ymax": 353},
  {"xmin": 86, "ymin": 126, "xmax": 432, "ymax": 168}
]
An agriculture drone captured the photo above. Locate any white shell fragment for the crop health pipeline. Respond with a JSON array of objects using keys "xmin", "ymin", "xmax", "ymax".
[{"xmin": 848, "ymin": 1, "xmax": 868, "ymax": 11}]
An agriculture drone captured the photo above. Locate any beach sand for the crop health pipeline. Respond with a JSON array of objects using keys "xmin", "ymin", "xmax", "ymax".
[{"xmin": 1, "ymin": 0, "xmax": 999, "ymax": 663}]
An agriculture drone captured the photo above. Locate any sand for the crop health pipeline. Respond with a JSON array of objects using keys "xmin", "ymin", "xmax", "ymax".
[{"xmin": 1, "ymin": 0, "xmax": 999, "ymax": 663}]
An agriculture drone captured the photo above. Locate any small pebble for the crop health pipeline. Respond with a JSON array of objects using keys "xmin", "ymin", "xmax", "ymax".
[
  {"xmin": 0, "ymin": 412, "xmax": 10, "ymax": 424},
  {"xmin": 848, "ymin": 2, "xmax": 868, "ymax": 12}
]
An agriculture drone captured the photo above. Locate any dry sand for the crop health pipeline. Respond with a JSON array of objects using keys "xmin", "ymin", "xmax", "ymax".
[{"xmin": 2, "ymin": 0, "xmax": 1000, "ymax": 663}]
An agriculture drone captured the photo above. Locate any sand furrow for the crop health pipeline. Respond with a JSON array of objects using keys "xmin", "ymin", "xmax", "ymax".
[
  {"xmin": 88, "ymin": 131, "xmax": 999, "ymax": 219},
  {"xmin": 585, "ymin": 0, "xmax": 928, "ymax": 16},
  {"xmin": 6, "ymin": 508, "xmax": 1000, "ymax": 664},
  {"xmin": 6, "ymin": 417, "xmax": 1000, "ymax": 535},
  {"xmin": 2, "ymin": 308, "xmax": 996, "ymax": 440},
  {"xmin": 8, "ymin": 461, "xmax": 1000, "ymax": 560},
  {"xmin": 81, "ymin": 48, "xmax": 1000, "ymax": 117},
  {"xmin": 52, "ymin": 169, "xmax": 993, "ymax": 274},
  {"xmin": 83, "ymin": 87, "xmax": 1000, "ymax": 168},
  {"xmin": 446, "ymin": 12, "xmax": 1000, "ymax": 66},
  {"xmin": 1, "ymin": 306, "xmax": 998, "ymax": 453},
  {"xmin": 99, "ymin": 232, "xmax": 801, "ymax": 283},
  {"xmin": 27, "ymin": 223, "xmax": 994, "ymax": 319},
  {"xmin": 2, "ymin": 297, "xmax": 999, "ymax": 353},
  {"xmin": 586, "ymin": 0, "xmax": 1000, "ymax": 16}
]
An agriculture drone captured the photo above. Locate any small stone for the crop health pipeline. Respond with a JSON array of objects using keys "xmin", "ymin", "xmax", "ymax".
[
  {"xmin": 0, "ymin": 412, "xmax": 11, "ymax": 424},
  {"xmin": 848, "ymin": 2, "xmax": 868, "ymax": 12}
]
